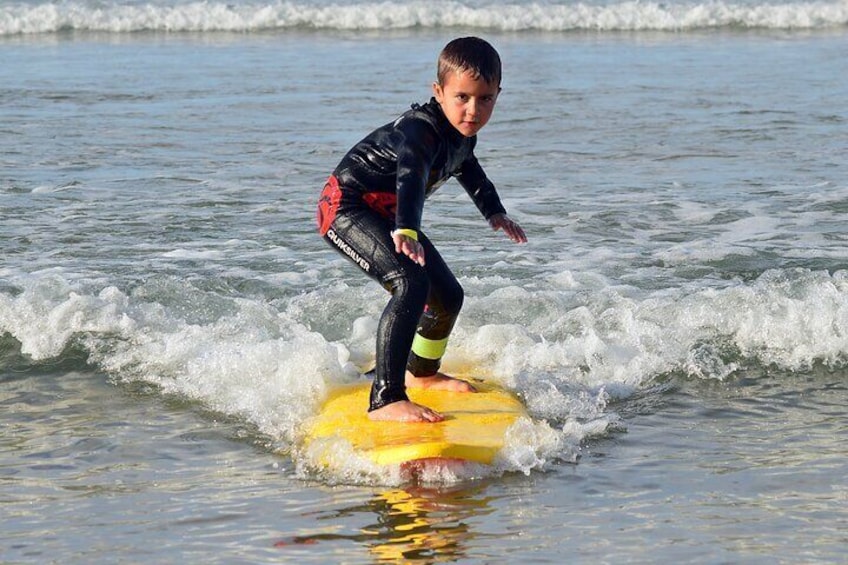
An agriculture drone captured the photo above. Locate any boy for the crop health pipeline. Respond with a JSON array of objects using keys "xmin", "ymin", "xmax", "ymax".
[{"xmin": 317, "ymin": 37, "xmax": 526, "ymax": 423}]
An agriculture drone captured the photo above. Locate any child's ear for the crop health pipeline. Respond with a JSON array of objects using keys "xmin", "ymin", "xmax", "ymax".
[{"xmin": 432, "ymin": 82, "xmax": 444, "ymax": 103}]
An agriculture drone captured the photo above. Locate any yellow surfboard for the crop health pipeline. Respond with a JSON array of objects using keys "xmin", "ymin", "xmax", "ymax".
[{"xmin": 305, "ymin": 380, "xmax": 526, "ymax": 467}]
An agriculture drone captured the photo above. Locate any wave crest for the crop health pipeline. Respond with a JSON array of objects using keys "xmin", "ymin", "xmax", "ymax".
[{"xmin": 2, "ymin": 0, "xmax": 846, "ymax": 35}]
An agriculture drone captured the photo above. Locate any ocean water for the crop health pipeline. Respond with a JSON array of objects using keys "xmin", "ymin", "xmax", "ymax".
[{"xmin": 2, "ymin": 0, "xmax": 848, "ymax": 562}]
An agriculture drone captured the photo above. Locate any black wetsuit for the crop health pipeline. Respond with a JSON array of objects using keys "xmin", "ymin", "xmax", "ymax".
[{"xmin": 317, "ymin": 98, "xmax": 507, "ymax": 411}]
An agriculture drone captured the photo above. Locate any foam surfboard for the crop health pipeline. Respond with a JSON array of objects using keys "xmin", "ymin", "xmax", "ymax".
[{"xmin": 305, "ymin": 380, "xmax": 526, "ymax": 467}]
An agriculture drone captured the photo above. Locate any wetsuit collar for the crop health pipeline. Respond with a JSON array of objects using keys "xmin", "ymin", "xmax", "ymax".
[{"xmin": 421, "ymin": 97, "xmax": 471, "ymax": 144}]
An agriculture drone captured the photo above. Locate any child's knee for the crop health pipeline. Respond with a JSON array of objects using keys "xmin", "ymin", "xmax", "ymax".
[
  {"xmin": 386, "ymin": 270, "xmax": 430, "ymax": 306},
  {"xmin": 440, "ymin": 281, "xmax": 464, "ymax": 316}
]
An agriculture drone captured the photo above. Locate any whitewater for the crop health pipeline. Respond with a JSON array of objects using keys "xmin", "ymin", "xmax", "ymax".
[{"xmin": 1, "ymin": 0, "xmax": 847, "ymax": 34}]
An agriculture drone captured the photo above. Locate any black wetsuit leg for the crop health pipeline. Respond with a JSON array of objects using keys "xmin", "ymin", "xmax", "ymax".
[
  {"xmin": 406, "ymin": 234, "xmax": 464, "ymax": 377},
  {"xmin": 322, "ymin": 206, "xmax": 430, "ymax": 411}
]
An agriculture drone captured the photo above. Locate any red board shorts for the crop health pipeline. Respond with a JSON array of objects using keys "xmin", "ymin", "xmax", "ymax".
[
  {"xmin": 316, "ymin": 175, "xmax": 342, "ymax": 236},
  {"xmin": 317, "ymin": 175, "xmax": 399, "ymax": 237}
]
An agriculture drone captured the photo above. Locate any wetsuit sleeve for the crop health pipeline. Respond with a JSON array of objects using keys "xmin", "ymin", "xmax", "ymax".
[
  {"xmin": 456, "ymin": 154, "xmax": 508, "ymax": 220},
  {"xmin": 394, "ymin": 119, "xmax": 440, "ymax": 232}
]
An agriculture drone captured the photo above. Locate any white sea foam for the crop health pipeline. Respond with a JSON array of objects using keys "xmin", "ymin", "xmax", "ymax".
[
  {"xmin": 1, "ymin": 0, "xmax": 845, "ymax": 35},
  {"xmin": 4, "ymin": 265, "xmax": 848, "ymax": 481},
  {"xmin": 0, "ymin": 274, "xmax": 353, "ymax": 446},
  {"xmin": 298, "ymin": 416, "xmax": 576, "ymax": 484}
]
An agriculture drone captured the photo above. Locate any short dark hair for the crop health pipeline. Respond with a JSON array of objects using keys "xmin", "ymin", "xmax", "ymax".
[{"xmin": 436, "ymin": 37, "xmax": 502, "ymax": 87}]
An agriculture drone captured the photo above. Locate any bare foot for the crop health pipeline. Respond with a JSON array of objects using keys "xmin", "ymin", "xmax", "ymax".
[
  {"xmin": 405, "ymin": 371, "xmax": 477, "ymax": 393},
  {"xmin": 368, "ymin": 400, "xmax": 444, "ymax": 423}
]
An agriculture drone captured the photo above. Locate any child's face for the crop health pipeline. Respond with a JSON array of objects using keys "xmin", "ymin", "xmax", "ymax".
[{"xmin": 433, "ymin": 70, "xmax": 500, "ymax": 138}]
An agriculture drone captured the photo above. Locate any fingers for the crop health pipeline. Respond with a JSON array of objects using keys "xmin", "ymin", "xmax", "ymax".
[
  {"xmin": 503, "ymin": 220, "xmax": 527, "ymax": 243},
  {"xmin": 392, "ymin": 233, "xmax": 426, "ymax": 266},
  {"xmin": 490, "ymin": 214, "xmax": 528, "ymax": 243},
  {"xmin": 402, "ymin": 239, "xmax": 425, "ymax": 266}
]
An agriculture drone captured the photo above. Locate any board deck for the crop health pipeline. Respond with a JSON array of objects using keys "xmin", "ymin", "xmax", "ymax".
[{"xmin": 306, "ymin": 380, "xmax": 526, "ymax": 466}]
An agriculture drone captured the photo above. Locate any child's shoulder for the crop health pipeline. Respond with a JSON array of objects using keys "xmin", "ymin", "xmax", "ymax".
[{"xmin": 395, "ymin": 99, "xmax": 441, "ymax": 128}]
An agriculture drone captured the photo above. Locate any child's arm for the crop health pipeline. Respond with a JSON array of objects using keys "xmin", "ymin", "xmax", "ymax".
[
  {"xmin": 456, "ymin": 154, "xmax": 527, "ymax": 244},
  {"xmin": 391, "ymin": 120, "xmax": 441, "ymax": 267}
]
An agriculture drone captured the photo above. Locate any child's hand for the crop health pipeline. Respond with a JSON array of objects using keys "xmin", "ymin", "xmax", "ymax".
[
  {"xmin": 488, "ymin": 213, "xmax": 527, "ymax": 243},
  {"xmin": 392, "ymin": 231, "xmax": 426, "ymax": 266}
]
